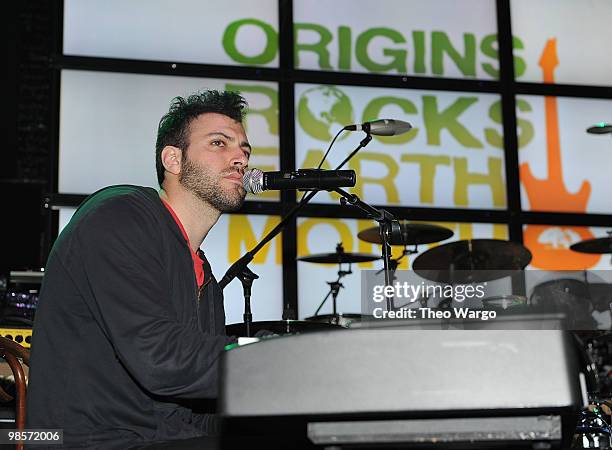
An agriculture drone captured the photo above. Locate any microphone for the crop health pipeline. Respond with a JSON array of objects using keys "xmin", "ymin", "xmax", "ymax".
[
  {"xmin": 344, "ymin": 119, "xmax": 412, "ymax": 136},
  {"xmin": 243, "ymin": 168, "xmax": 356, "ymax": 195}
]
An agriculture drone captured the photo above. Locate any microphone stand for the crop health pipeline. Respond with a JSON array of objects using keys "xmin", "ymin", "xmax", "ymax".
[
  {"xmin": 236, "ymin": 266, "xmax": 259, "ymax": 337},
  {"xmin": 218, "ymin": 133, "xmax": 374, "ymax": 322},
  {"xmin": 332, "ymin": 187, "xmax": 402, "ymax": 312}
]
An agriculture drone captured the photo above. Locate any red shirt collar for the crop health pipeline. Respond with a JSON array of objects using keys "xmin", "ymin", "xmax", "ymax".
[{"xmin": 161, "ymin": 198, "xmax": 205, "ymax": 288}]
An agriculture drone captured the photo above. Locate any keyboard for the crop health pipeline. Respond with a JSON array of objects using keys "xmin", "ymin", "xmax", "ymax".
[{"xmin": 219, "ymin": 324, "xmax": 584, "ymax": 448}]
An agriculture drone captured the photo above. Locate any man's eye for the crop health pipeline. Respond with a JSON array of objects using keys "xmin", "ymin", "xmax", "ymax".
[{"xmin": 211, "ymin": 140, "xmax": 225, "ymax": 146}]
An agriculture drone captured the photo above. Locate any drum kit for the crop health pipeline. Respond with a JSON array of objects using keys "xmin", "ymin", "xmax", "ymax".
[
  {"xmin": 227, "ymin": 226, "xmax": 612, "ymax": 336},
  {"xmin": 298, "ymin": 223, "xmax": 538, "ymax": 326}
]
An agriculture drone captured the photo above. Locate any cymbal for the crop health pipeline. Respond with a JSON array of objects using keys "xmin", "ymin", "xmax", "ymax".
[
  {"xmin": 304, "ymin": 313, "xmax": 370, "ymax": 328},
  {"xmin": 226, "ymin": 320, "xmax": 342, "ymax": 337},
  {"xmin": 586, "ymin": 123, "xmax": 612, "ymax": 134},
  {"xmin": 412, "ymin": 239, "xmax": 532, "ymax": 283},
  {"xmin": 570, "ymin": 237, "xmax": 612, "ymax": 254},
  {"xmin": 358, "ymin": 223, "xmax": 454, "ymax": 246},
  {"xmin": 298, "ymin": 252, "xmax": 381, "ymax": 264}
]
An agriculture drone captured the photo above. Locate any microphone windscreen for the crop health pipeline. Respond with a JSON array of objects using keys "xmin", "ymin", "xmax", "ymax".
[
  {"xmin": 392, "ymin": 120, "xmax": 413, "ymax": 136},
  {"xmin": 243, "ymin": 168, "xmax": 264, "ymax": 194}
]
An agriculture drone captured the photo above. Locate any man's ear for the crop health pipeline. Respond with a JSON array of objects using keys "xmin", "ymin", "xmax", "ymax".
[{"xmin": 161, "ymin": 146, "xmax": 182, "ymax": 176}]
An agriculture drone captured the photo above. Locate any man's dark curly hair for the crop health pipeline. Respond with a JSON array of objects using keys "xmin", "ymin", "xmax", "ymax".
[{"xmin": 155, "ymin": 90, "xmax": 248, "ymax": 186}]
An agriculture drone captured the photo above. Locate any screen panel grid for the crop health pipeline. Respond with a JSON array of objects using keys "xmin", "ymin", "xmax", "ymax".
[{"xmin": 56, "ymin": 0, "xmax": 612, "ymax": 320}]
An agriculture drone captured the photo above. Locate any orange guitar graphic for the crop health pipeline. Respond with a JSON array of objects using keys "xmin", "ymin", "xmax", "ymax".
[{"xmin": 521, "ymin": 39, "xmax": 599, "ymax": 269}]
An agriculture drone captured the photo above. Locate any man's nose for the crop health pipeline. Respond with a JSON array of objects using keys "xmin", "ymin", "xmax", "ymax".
[{"xmin": 230, "ymin": 148, "xmax": 248, "ymax": 169}]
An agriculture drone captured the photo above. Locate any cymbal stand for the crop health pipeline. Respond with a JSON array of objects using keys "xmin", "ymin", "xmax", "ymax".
[
  {"xmin": 377, "ymin": 246, "xmax": 417, "ymax": 310},
  {"xmin": 608, "ymin": 230, "xmax": 612, "ymax": 265},
  {"xmin": 437, "ymin": 261, "xmax": 459, "ymax": 330},
  {"xmin": 333, "ymin": 188, "xmax": 402, "ymax": 312},
  {"xmin": 313, "ymin": 259, "xmax": 352, "ymax": 316},
  {"xmin": 377, "ymin": 246, "xmax": 416, "ymax": 275}
]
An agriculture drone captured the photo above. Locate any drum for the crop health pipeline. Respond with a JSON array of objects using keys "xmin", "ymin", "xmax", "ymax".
[
  {"xmin": 530, "ymin": 278, "xmax": 595, "ymax": 329},
  {"xmin": 531, "ymin": 278, "xmax": 591, "ymax": 302}
]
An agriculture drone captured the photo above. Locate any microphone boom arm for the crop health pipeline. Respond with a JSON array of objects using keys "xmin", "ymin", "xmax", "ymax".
[
  {"xmin": 218, "ymin": 133, "xmax": 374, "ymax": 318},
  {"xmin": 332, "ymin": 187, "xmax": 402, "ymax": 312}
]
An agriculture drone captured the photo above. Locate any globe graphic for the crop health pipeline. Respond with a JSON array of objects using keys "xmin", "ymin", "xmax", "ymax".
[{"xmin": 297, "ymin": 86, "xmax": 354, "ymax": 141}]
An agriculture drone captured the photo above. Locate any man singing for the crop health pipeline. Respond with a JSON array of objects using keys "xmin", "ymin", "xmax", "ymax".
[{"xmin": 27, "ymin": 90, "xmax": 251, "ymax": 449}]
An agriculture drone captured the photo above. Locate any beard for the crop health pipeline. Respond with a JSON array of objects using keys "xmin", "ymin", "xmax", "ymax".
[{"xmin": 179, "ymin": 157, "xmax": 246, "ymax": 212}]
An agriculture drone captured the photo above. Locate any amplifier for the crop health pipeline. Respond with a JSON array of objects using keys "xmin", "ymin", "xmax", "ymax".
[{"xmin": 0, "ymin": 328, "xmax": 32, "ymax": 348}]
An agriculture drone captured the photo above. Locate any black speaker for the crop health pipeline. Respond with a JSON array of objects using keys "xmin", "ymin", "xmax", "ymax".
[{"xmin": 0, "ymin": 181, "xmax": 46, "ymax": 274}]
